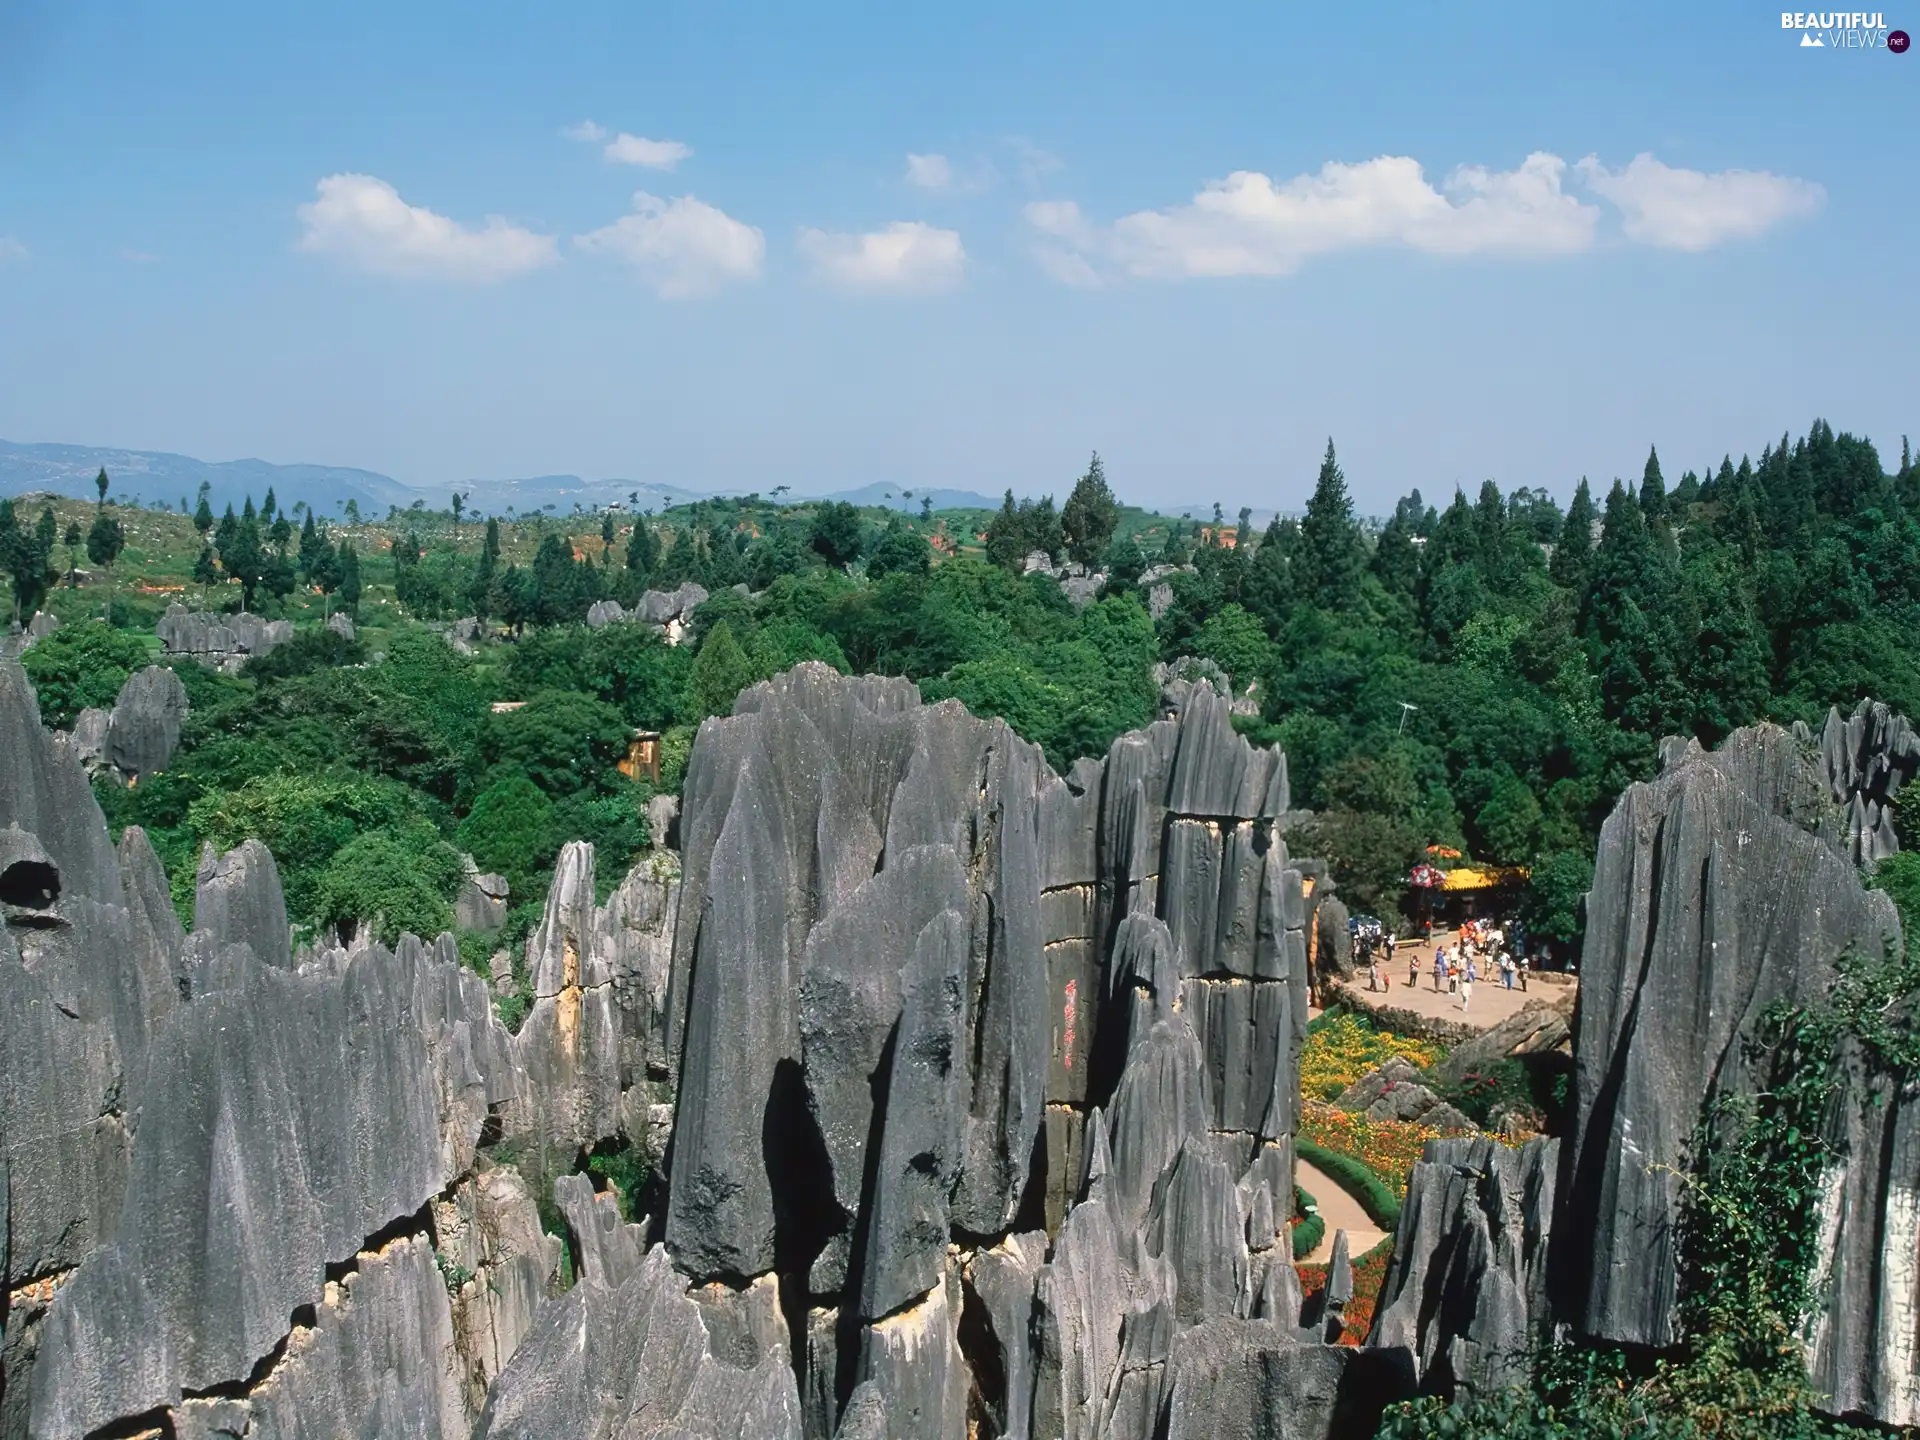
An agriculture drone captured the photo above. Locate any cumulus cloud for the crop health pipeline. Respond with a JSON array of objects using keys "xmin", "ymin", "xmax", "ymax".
[
  {"xmin": 562, "ymin": 119, "xmax": 608, "ymax": 143},
  {"xmin": 798, "ymin": 221, "xmax": 966, "ymax": 294},
  {"xmin": 0, "ymin": 237, "xmax": 26, "ymax": 262},
  {"xmin": 1576, "ymin": 153, "xmax": 1824, "ymax": 250},
  {"xmin": 575, "ymin": 192, "xmax": 764, "ymax": 298},
  {"xmin": 1106, "ymin": 152, "xmax": 1597, "ymax": 279},
  {"xmin": 295, "ymin": 174, "xmax": 558, "ymax": 282},
  {"xmin": 605, "ymin": 133, "xmax": 693, "ymax": 170},
  {"xmin": 905, "ymin": 153, "xmax": 952, "ymax": 189}
]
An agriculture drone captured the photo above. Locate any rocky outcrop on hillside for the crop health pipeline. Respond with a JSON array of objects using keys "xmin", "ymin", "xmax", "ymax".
[
  {"xmin": 1817, "ymin": 698, "xmax": 1917, "ymax": 866},
  {"xmin": 584, "ymin": 581, "xmax": 710, "ymax": 643},
  {"xmin": 1, "ymin": 611, "xmax": 58, "ymax": 661},
  {"xmin": 1368, "ymin": 1137, "xmax": 1557, "ymax": 1400},
  {"xmin": 105, "ymin": 663, "xmax": 189, "ymax": 778},
  {"xmin": 1553, "ymin": 721, "xmax": 1911, "ymax": 1423},
  {"xmin": 158, "ymin": 603, "xmax": 292, "ymax": 671}
]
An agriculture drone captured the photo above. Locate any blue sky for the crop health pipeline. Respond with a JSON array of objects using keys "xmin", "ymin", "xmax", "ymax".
[{"xmin": 0, "ymin": 1, "xmax": 1914, "ymax": 514}]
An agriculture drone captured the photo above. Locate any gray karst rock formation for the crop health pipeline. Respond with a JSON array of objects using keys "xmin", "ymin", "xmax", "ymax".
[
  {"xmin": 11, "ymin": 637, "xmax": 1915, "ymax": 1437},
  {"xmin": 1555, "ymin": 724, "xmax": 1904, "ymax": 1355},
  {"xmin": 1367, "ymin": 1136, "xmax": 1557, "ymax": 1400},
  {"xmin": 1333, "ymin": 1057, "xmax": 1475, "ymax": 1132},
  {"xmin": 1, "ymin": 612, "xmax": 58, "ymax": 661},
  {"xmin": 1815, "ymin": 697, "xmax": 1918, "ymax": 866},
  {"xmin": 326, "ymin": 610, "xmax": 356, "ymax": 641},
  {"xmin": 455, "ymin": 855, "xmax": 511, "ymax": 935},
  {"xmin": 158, "ymin": 603, "xmax": 293, "ymax": 671},
  {"xmin": 105, "ymin": 663, "xmax": 189, "ymax": 779},
  {"xmin": 588, "ymin": 582, "xmax": 712, "ymax": 643}
]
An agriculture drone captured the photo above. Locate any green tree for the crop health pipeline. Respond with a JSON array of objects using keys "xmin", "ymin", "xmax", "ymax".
[
  {"xmin": 217, "ymin": 500, "xmax": 265, "ymax": 610},
  {"xmin": 62, "ymin": 521, "xmax": 82, "ymax": 587},
  {"xmin": 478, "ymin": 690, "xmax": 632, "ymax": 795},
  {"xmin": 1192, "ymin": 602, "xmax": 1274, "ymax": 690},
  {"xmin": 456, "ymin": 773, "xmax": 559, "ymax": 895},
  {"xmin": 192, "ymin": 543, "xmax": 220, "ymax": 602},
  {"xmin": 689, "ymin": 618, "xmax": 756, "ymax": 718},
  {"xmin": 21, "ymin": 621, "xmax": 151, "ymax": 727},
  {"xmin": 336, "ymin": 541, "xmax": 362, "ymax": 617},
  {"xmin": 1550, "ymin": 478, "xmax": 1596, "ymax": 590},
  {"xmin": 314, "ymin": 826, "xmax": 464, "ymax": 945},
  {"xmin": 95, "ymin": 466, "xmax": 109, "ymax": 506},
  {"xmin": 1474, "ymin": 772, "xmax": 1544, "ymax": 864},
  {"xmin": 1297, "ymin": 439, "xmax": 1363, "ymax": 611},
  {"xmin": 193, "ymin": 484, "xmax": 214, "ymax": 538},
  {"xmin": 808, "ymin": 502, "xmax": 865, "ymax": 568},
  {"xmin": 1060, "ymin": 451, "xmax": 1120, "ymax": 566},
  {"xmin": 1639, "ymin": 443, "xmax": 1668, "ymax": 524},
  {"xmin": 470, "ymin": 517, "xmax": 501, "ymax": 620},
  {"xmin": 626, "ymin": 514, "xmax": 659, "ymax": 579},
  {"xmin": 86, "ymin": 506, "xmax": 127, "ymax": 617},
  {"xmin": 865, "ymin": 520, "xmax": 931, "ymax": 580}
]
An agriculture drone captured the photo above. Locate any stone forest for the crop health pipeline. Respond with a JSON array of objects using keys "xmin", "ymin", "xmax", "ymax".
[{"xmin": 2, "ymin": 428, "xmax": 1919, "ymax": 1438}]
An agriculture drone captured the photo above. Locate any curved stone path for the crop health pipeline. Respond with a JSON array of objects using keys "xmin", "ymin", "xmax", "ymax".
[{"xmin": 1297, "ymin": 1157, "xmax": 1388, "ymax": 1264}]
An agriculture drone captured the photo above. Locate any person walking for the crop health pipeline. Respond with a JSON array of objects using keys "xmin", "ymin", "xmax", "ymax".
[
  {"xmin": 1500, "ymin": 951, "xmax": 1515, "ymax": 990},
  {"xmin": 1433, "ymin": 946, "xmax": 1447, "ymax": 992},
  {"xmin": 1461, "ymin": 956, "xmax": 1476, "ymax": 1014},
  {"xmin": 1408, "ymin": 942, "xmax": 1420, "ymax": 990},
  {"xmin": 1519, "ymin": 953, "xmax": 1530, "ymax": 992}
]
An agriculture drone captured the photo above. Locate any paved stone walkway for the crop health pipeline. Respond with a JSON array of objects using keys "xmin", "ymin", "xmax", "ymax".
[
  {"xmin": 1336, "ymin": 927, "xmax": 1576, "ymax": 1031},
  {"xmin": 1297, "ymin": 1158, "xmax": 1387, "ymax": 1264}
]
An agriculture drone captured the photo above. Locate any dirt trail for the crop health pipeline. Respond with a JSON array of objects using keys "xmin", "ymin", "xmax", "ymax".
[{"xmin": 1297, "ymin": 1158, "xmax": 1387, "ymax": 1265}]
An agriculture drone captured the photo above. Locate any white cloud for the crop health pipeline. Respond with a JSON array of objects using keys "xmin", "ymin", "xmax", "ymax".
[
  {"xmin": 798, "ymin": 221, "xmax": 966, "ymax": 294},
  {"xmin": 1007, "ymin": 136, "xmax": 1063, "ymax": 188},
  {"xmin": 575, "ymin": 192, "xmax": 764, "ymax": 298},
  {"xmin": 562, "ymin": 119, "xmax": 608, "ymax": 143},
  {"xmin": 1024, "ymin": 200, "xmax": 1095, "ymax": 249},
  {"xmin": 1107, "ymin": 152, "xmax": 1597, "ymax": 278},
  {"xmin": 0, "ymin": 237, "xmax": 26, "ymax": 262},
  {"xmin": 905, "ymin": 153, "xmax": 952, "ymax": 189},
  {"xmin": 605, "ymin": 133, "xmax": 693, "ymax": 170},
  {"xmin": 295, "ymin": 174, "xmax": 558, "ymax": 282},
  {"xmin": 1576, "ymin": 153, "xmax": 1823, "ymax": 250}
]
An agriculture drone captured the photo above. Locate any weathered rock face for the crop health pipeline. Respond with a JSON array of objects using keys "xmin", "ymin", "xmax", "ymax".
[
  {"xmin": 326, "ymin": 610, "xmax": 356, "ymax": 641},
  {"xmin": 1333, "ymin": 1057, "xmax": 1474, "ymax": 1132},
  {"xmin": 0, "ymin": 657, "xmax": 567, "ymax": 1440},
  {"xmin": 1556, "ymin": 723, "xmax": 1905, "ymax": 1365},
  {"xmin": 455, "ymin": 855, "xmax": 510, "ymax": 935},
  {"xmin": 106, "ymin": 663, "xmax": 189, "ymax": 778},
  {"xmin": 1818, "ymin": 698, "xmax": 1918, "ymax": 866},
  {"xmin": 587, "ymin": 663, "xmax": 1331, "ymax": 1439},
  {"xmin": 158, "ymin": 604, "xmax": 292, "ymax": 670},
  {"xmin": 1368, "ymin": 1136, "xmax": 1557, "ymax": 1399}
]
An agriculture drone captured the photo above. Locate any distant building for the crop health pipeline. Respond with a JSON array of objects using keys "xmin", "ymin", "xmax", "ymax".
[
  {"xmin": 619, "ymin": 730, "xmax": 663, "ymax": 785},
  {"xmin": 1197, "ymin": 526, "xmax": 1239, "ymax": 549}
]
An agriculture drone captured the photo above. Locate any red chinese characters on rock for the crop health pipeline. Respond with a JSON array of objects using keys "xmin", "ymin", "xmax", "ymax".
[{"xmin": 1061, "ymin": 978, "xmax": 1078, "ymax": 1071}]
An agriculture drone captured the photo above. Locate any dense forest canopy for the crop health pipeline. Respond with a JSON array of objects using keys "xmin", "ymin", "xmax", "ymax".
[{"xmin": 7, "ymin": 422, "xmax": 1917, "ymax": 966}]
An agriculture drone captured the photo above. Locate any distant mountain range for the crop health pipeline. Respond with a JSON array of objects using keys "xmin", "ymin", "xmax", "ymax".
[{"xmin": 0, "ymin": 439, "xmax": 1002, "ymax": 517}]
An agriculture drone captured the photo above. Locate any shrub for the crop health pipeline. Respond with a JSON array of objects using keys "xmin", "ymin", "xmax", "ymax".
[
  {"xmin": 1294, "ymin": 1138, "xmax": 1403, "ymax": 1230},
  {"xmin": 313, "ymin": 824, "xmax": 464, "ymax": 944},
  {"xmin": 1291, "ymin": 1184, "xmax": 1326, "ymax": 1260},
  {"xmin": 21, "ymin": 620, "xmax": 151, "ymax": 728}
]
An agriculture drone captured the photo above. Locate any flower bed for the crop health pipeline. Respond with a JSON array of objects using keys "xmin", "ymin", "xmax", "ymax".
[
  {"xmin": 1298, "ymin": 1099, "xmax": 1452, "ymax": 1195},
  {"xmin": 1297, "ymin": 1234, "xmax": 1395, "ymax": 1346},
  {"xmin": 1300, "ymin": 1010, "xmax": 1442, "ymax": 1101}
]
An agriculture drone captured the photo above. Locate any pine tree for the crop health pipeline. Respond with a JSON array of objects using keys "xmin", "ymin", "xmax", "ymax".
[
  {"xmin": 63, "ymin": 521, "xmax": 82, "ymax": 588},
  {"xmin": 1060, "ymin": 452, "xmax": 1120, "ymax": 566},
  {"xmin": 1550, "ymin": 479, "xmax": 1596, "ymax": 590},
  {"xmin": 86, "ymin": 505, "xmax": 126, "ymax": 618},
  {"xmin": 337, "ymin": 542, "xmax": 362, "ymax": 617},
  {"xmin": 261, "ymin": 488, "xmax": 278, "ymax": 525},
  {"xmin": 984, "ymin": 490, "xmax": 1027, "ymax": 571},
  {"xmin": 95, "ymin": 467, "xmax": 109, "ymax": 507},
  {"xmin": 217, "ymin": 500, "xmax": 265, "ymax": 610},
  {"xmin": 1583, "ymin": 480, "xmax": 1688, "ymax": 735},
  {"xmin": 193, "ymin": 487, "xmax": 214, "ymax": 538},
  {"xmin": 1638, "ymin": 446, "xmax": 1667, "ymax": 523},
  {"xmin": 471, "ymin": 518, "xmax": 501, "ymax": 620},
  {"xmin": 690, "ymin": 619, "xmax": 755, "ymax": 719},
  {"xmin": 192, "ymin": 543, "xmax": 220, "ymax": 604},
  {"xmin": 298, "ymin": 512, "xmax": 323, "ymax": 577},
  {"xmin": 1369, "ymin": 507, "xmax": 1419, "ymax": 601},
  {"xmin": 1297, "ymin": 439, "xmax": 1363, "ymax": 611}
]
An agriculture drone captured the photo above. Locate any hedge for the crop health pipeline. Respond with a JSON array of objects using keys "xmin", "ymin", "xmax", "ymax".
[
  {"xmin": 1295, "ymin": 1138, "xmax": 1403, "ymax": 1230},
  {"xmin": 1292, "ymin": 1183, "xmax": 1326, "ymax": 1260}
]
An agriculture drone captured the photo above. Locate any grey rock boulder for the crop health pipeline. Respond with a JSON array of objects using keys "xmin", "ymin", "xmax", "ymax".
[
  {"xmin": 106, "ymin": 664, "xmax": 189, "ymax": 778},
  {"xmin": 1369, "ymin": 1136, "xmax": 1557, "ymax": 1398}
]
